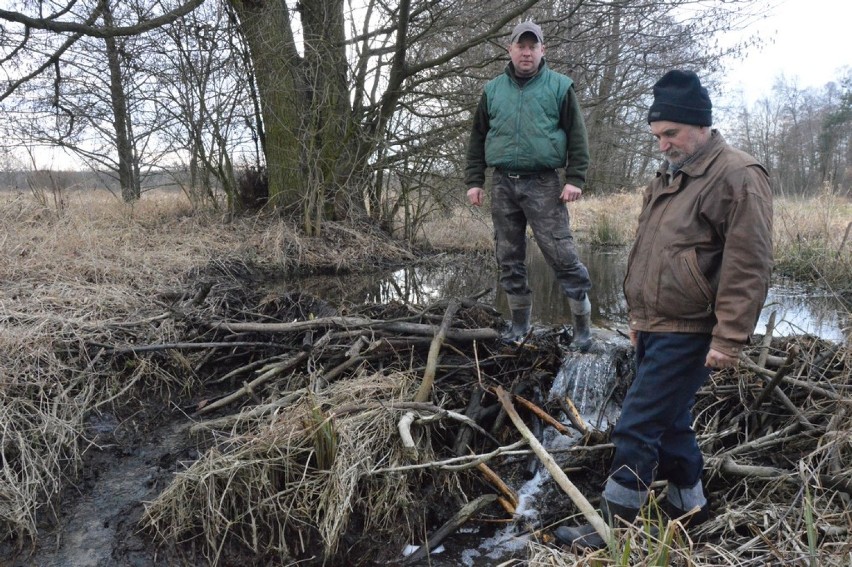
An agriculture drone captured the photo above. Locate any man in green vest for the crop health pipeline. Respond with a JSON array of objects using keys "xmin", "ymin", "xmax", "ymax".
[{"xmin": 465, "ymin": 20, "xmax": 593, "ymax": 350}]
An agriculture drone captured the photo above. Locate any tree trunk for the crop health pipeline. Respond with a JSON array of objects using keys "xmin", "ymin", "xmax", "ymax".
[
  {"xmin": 228, "ymin": 0, "xmax": 306, "ymax": 214},
  {"xmin": 103, "ymin": 4, "xmax": 140, "ymax": 202}
]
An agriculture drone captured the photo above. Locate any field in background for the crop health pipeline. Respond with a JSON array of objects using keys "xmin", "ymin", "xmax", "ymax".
[
  {"xmin": 424, "ymin": 188, "xmax": 852, "ymax": 295},
  {"xmin": 4, "ymin": 186, "xmax": 849, "ymax": 291}
]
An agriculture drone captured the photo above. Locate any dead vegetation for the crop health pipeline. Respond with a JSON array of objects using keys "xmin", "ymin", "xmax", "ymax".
[{"xmin": 0, "ymin": 190, "xmax": 850, "ymax": 566}]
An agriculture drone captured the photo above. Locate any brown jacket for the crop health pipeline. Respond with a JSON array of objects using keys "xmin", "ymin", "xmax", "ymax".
[{"xmin": 623, "ymin": 131, "xmax": 773, "ymax": 357}]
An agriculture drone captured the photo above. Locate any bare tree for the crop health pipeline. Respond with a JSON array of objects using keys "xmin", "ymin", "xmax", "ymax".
[
  {"xmin": 730, "ymin": 70, "xmax": 851, "ymax": 196},
  {"xmin": 1, "ymin": 0, "xmax": 778, "ymax": 225},
  {"xmin": 148, "ymin": 2, "xmax": 259, "ymax": 211}
]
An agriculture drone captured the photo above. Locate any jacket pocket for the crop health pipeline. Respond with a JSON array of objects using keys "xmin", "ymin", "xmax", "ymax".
[{"xmin": 654, "ymin": 248, "xmax": 714, "ymax": 320}]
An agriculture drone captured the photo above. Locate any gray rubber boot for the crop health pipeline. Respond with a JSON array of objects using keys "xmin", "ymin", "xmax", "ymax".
[
  {"xmin": 554, "ymin": 496, "xmax": 639, "ymax": 551},
  {"xmin": 502, "ymin": 293, "xmax": 532, "ymax": 343},
  {"xmin": 663, "ymin": 481, "xmax": 711, "ymax": 527},
  {"xmin": 568, "ymin": 294, "xmax": 592, "ymax": 351}
]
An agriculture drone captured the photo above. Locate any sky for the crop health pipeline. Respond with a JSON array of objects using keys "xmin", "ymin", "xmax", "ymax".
[{"xmin": 721, "ymin": 0, "xmax": 851, "ymax": 104}]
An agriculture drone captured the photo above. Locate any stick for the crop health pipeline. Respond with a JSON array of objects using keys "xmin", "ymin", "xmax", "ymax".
[
  {"xmin": 214, "ymin": 315, "xmax": 499, "ymax": 342},
  {"xmin": 398, "ymin": 411, "xmax": 418, "ymax": 459},
  {"xmin": 507, "ymin": 391, "xmax": 571, "ymax": 436},
  {"xmin": 476, "ymin": 461, "xmax": 518, "ymax": 509},
  {"xmin": 556, "ymin": 396, "xmax": 589, "ymax": 437},
  {"xmin": 99, "ymin": 340, "xmax": 286, "ymax": 355},
  {"xmin": 748, "ymin": 345, "xmax": 800, "ymax": 412},
  {"xmin": 402, "ymin": 494, "xmax": 498, "ymax": 564},
  {"xmin": 332, "ymin": 401, "xmax": 501, "ymax": 447},
  {"xmin": 195, "ymin": 352, "xmax": 309, "ymax": 415},
  {"xmin": 415, "ymin": 299, "xmax": 460, "ymax": 402},
  {"xmin": 369, "ymin": 441, "xmax": 615, "ymax": 474},
  {"xmin": 495, "ymin": 386, "xmax": 610, "ymax": 542},
  {"xmin": 757, "ymin": 310, "xmax": 776, "ymax": 368}
]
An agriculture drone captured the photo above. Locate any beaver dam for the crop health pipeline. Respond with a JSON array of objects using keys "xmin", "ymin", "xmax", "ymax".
[{"xmin": 1, "ymin": 259, "xmax": 850, "ymax": 567}]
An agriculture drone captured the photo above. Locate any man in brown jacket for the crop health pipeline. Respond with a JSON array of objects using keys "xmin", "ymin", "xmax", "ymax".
[{"xmin": 556, "ymin": 70, "xmax": 773, "ymax": 550}]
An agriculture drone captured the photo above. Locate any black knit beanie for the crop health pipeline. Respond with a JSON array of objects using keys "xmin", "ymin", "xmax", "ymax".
[{"xmin": 647, "ymin": 70, "xmax": 712, "ymax": 126}]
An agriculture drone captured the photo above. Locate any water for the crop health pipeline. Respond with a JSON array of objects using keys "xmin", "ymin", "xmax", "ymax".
[
  {"xmin": 448, "ymin": 333, "xmax": 634, "ymax": 566},
  {"xmin": 291, "ymin": 241, "xmax": 849, "ymax": 342}
]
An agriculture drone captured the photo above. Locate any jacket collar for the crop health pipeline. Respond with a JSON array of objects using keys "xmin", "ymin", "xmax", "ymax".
[{"xmin": 506, "ymin": 59, "xmax": 548, "ymax": 84}]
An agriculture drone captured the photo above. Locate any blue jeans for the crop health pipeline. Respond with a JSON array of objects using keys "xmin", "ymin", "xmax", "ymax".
[{"xmin": 606, "ymin": 331, "xmax": 711, "ymax": 505}]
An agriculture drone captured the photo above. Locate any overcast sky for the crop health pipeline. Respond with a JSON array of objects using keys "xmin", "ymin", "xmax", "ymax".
[{"xmin": 721, "ymin": 0, "xmax": 850, "ymax": 103}]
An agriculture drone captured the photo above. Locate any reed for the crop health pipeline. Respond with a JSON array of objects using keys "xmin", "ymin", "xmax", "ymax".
[{"xmin": 773, "ymin": 187, "xmax": 852, "ymax": 292}]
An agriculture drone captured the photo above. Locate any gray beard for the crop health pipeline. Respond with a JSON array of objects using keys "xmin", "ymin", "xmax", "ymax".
[{"xmin": 665, "ymin": 151, "xmax": 695, "ymax": 172}]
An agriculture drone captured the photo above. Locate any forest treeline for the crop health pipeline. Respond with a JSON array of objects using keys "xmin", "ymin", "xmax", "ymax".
[{"xmin": 1, "ymin": 1, "xmax": 849, "ymax": 235}]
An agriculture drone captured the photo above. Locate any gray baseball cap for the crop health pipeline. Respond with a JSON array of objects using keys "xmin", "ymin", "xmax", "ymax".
[{"xmin": 510, "ymin": 21, "xmax": 543, "ymax": 44}]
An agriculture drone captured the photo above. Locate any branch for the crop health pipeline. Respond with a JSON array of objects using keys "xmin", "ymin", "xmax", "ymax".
[
  {"xmin": 195, "ymin": 352, "xmax": 309, "ymax": 416},
  {"xmin": 214, "ymin": 316, "xmax": 500, "ymax": 342},
  {"xmin": 406, "ymin": 0, "xmax": 544, "ymax": 75},
  {"xmin": 0, "ymin": 0, "xmax": 207, "ymax": 38},
  {"xmin": 415, "ymin": 298, "xmax": 459, "ymax": 402},
  {"xmin": 495, "ymin": 386, "xmax": 610, "ymax": 543},
  {"xmin": 402, "ymin": 494, "xmax": 498, "ymax": 564}
]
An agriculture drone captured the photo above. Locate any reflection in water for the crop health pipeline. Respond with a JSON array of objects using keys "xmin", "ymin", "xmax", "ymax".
[
  {"xmin": 759, "ymin": 282, "xmax": 849, "ymax": 341},
  {"xmin": 281, "ymin": 240, "xmax": 848, "ymax": 342}
]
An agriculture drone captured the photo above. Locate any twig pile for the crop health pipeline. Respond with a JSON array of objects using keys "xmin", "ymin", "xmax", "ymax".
[
  {"xmin": 1, "ymin": 230, "xmax": 848, "ymax": 565},
  {"xmin": 534, "ymin": 329, "xmax": 851, "ymax": 566},
  {"xmin": 136, "ymin": 283, "xmax": 571, "ymax": 564}
]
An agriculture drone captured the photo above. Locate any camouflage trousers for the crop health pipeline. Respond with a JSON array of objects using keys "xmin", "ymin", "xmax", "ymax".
[{"xmin": 491, "ymin": 170, "xmax": 591, "ymax": 300}]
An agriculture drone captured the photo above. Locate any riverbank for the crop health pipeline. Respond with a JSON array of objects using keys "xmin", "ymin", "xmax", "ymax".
[{"xmin": 0, "ymin": 189, "xmax": 849, "ymax": 566}]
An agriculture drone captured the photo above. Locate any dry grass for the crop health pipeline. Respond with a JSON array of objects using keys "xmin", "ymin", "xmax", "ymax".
[
  {"xmin": 0, "ymin": 189, "xmax": 415, "ymax": 547},
  {"xmin": 424, "ymin": 188, "xmax": 852, "ymax": 292},
  {"xmin": 773, "ymin": 187, "xmax": 852, "ymax": 292},
  {"xmin": 421, "ymin": 191, "xmax": 642, "ymax": 251},
  {"xmin": 142, "ymin": 371, "xmax": 432, "ymax": 563}
]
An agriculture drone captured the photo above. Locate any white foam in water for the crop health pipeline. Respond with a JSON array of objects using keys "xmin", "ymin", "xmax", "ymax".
[
  {"xmin": 457, "ymin": 469, "xmax": 550, "ymax": 565},
  {"xmin": 402, "ymin": 543, "xmax": 444, "ymax": 557},
  {"xmin": 550, "ymin": 349, "xmax": 621, "ymax": 424},
  {"xmin": 459, "ymin": 345, "xmax": 630, "ymax": 564}
]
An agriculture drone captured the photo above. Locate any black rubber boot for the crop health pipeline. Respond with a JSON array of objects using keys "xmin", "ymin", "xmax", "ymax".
[
  {"xmin": 554, "ymin": 497, "xmax": 639, "ymax": 551},
  {"xmin": 554, "ymin": 523, "xmax": 605, "ymax": 551},
  {"xmin": 568, "ymin": 295, "xmax": 592, "ymax": 351},
  {"xmin": 661, "ymin": 500, "xmax": 711, "ymax": 527},
  {"xmin": 502, "ymin": 294, "xmax": 532, "ymax": 343},
  {"xmin": 663, "ymin": 482, "xmax": 711, "ymax": 527}
]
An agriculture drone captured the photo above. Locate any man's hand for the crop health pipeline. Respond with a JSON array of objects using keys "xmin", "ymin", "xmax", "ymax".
[
  {"xmin": 629, "ymin": 329, "xmax": 638, "ymax": 347},
  {"xmin": 467, "ymin": 187, "xmax": 484, "ymax": 206},
  {"xmin": 561, "ymin": 183, "xmax": 582, "ymax": 203},
  {"xmin": 705, "ymin": 348, "xmax": 737, "ymax": 370}
]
